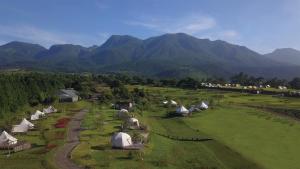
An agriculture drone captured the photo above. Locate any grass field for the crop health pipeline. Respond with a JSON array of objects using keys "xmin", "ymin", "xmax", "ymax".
[
  {"xmin": 0, "ymin": 101, "xmax": 90, "ymax": 169},
  {"xmin": 2, "ymin": 86, "xmax": 300, "ymax": 169},
  {"xmin": 71, "ymin": 86, "xmax": 300, "ymax": 169}
]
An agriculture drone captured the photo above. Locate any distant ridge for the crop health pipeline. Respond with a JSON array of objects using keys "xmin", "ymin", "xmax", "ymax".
[
  {"xmin": 265, "ymin": 48, "xmax": 300, "ymax": 66},
  {"xmin": 1, "ymin": 33, "xmax": 300, "ymax": 79}
]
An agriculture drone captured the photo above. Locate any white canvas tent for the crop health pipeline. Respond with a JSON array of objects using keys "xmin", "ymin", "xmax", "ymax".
[
  {"xmin": 12, "ymin": 124, "xmax": 29, "ymax": 133},
  {"xmin": 0, "ymin": 131, "xmax": 17, "ymax": 145},
  {"xmin": 176, "ymin": 105, "xmax": 189, "ymax": 115},
  {"xmin": 20, "ymin": 118, "xmax": 34, "ymax": 129},
  {"xmin": 35, "ymin": 110, "xmax": 45, "ymax": 117},
  {"xmin": 170, "ymin": 100, "xmax": 177, "ymax": 106},
  {"xmin": 127, "ymin": 118, "xmax": 140, "ymax": 127},
  {"xmin": 43, "ymin": 106, "xmax": 57, "ymax": 114},
  {"xmin": 30, "ymin": 114, "xmax": 39, "ymax": 121},
  {"xmin": 116, "ymin": 109, "xmax": 129, "ymax": 118},
  {"xmin": 111, "ymin": 132, "xmax": 132, "ymax": 148},
  {"xmin": 198, "ymin": 102, "xmax": 209, "ymax": 110}
]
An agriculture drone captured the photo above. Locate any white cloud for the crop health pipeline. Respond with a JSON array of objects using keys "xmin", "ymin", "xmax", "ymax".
[
  {"xmin": 0, "ymin": 24, "xmax": 107, "ymax": 47},
  {"xmin": 219, "ymin": 30, "xmax": 239, "ymax": 39},
  {"xmin": 125, "ymin": 14, "xmax": 216, "ymax": 35}
]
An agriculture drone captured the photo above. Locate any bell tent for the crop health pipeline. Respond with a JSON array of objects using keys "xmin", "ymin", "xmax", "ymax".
[
  {"xmin": 20, "ymin": 118, "xmax": 34, "ymax": 129},
  {"xmin": 116, "ymin": 109, "xmax": 129, "ymax": 119},
  {"xmin": 198, "ymin": 102, "xmax": 209, "ymax": 110},
  {"xmin": 111, "ymin": 132, "xmax": 132, "ymax": 148},
  {"xmin": 0, "ymin": 131, "xmax": 18, "ymax": 145},
  {"xmin": 176, "ymin": 105, "xmax": 189, "ymax": 115},
  {"xmin": 170, "ymin": 100, "xmax": 177, "ymax": 106},
  {"xmin": 127, "ymin": 118, "xmax": 140, "ymax": 128}
]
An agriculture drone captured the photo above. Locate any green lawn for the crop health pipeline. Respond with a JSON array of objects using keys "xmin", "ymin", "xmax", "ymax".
[
  {"xmin": 73, "ymin": 86, "xmax": 300, "ymax": 169},
  {"xmin": 3, "ymin": 86, "xmax": 300, "ymax": 169}
]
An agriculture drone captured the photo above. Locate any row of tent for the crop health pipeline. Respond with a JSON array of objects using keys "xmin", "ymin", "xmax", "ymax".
[
  {"xmin": 0, "ymin": 106, "xmax": 58, "ymax": 147},
  {"xmin": 112, "ymin": 108, "xmax": 141, "ymax": 148},
  {"xmin": 163, "ymin": 100, "xmax": 178, "ymax": 106},
  {"xmin": 176, "ymin": 102, "xmax": 209, "ymax": 116},
  {"xmin": 30, "ymin": 106, "xmax": 57, "ymax": 121}
]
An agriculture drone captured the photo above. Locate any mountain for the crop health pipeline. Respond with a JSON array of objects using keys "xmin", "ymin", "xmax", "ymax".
[
  {"xmin": 0, "ymin": 33, "xmax": 300, "ymax": 79},
  {"xmin": 265, "ymin": 48, "xmax": 300, "ymax": 66},
  {"xmin": 0, "ymin": 41, "xmax": 46, "ymax": 66}
]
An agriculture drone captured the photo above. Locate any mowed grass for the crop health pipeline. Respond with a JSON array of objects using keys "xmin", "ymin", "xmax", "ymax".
[
  {"xmin": 72, "ymin": 88, "xmax": 261, "ymax": 169},
  {"xmin": 0, "ymin": 101, "xmax": 90, "ymax": 169},
  {"xmin": 73, "ymin": 86, "xmax": 300, "ymax": 169}
]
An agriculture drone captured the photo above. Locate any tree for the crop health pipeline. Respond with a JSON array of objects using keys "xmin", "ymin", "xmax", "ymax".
[{"xmin": 289, "ymin": 77, "xmax": 300, "ymax": 89}]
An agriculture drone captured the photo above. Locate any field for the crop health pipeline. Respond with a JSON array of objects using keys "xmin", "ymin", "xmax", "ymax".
[
  {"xmin": 0, "ymin": 101, "xmax": 90, "ymax": 169},
  {"xmin": 71, "ymin": 86, "xmax": 300, "ymax": 169}
]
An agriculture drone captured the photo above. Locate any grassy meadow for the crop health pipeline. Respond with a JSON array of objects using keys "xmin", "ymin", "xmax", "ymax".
[
  {"xmin": 1, "ymin": 85, "xmax": 300, "ymax": 169},
  {"xmin": 71, "ymin": 86, "xmax": 300, "ymax": 169}
]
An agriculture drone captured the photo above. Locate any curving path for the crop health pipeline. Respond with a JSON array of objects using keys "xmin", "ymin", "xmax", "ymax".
[{"xmin": 54, "ymin": 109, "xmax": 88, "ymax": 169}]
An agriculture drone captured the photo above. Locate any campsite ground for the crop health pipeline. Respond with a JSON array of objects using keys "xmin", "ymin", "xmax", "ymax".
[
  {"xmin": 71, "ymin": 86, "xmax": 300, "ymax": 169},
  {"xmin": 2, "ymin": 86, "xmax": 300, "ymax": 169},
  {"xmin": 0, "ymin": 101, "xmax": 90, "ymax": 169}
]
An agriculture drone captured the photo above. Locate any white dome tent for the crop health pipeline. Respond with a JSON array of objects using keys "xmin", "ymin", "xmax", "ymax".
[
  {"xmin": 116, "ymin": 109, "xmax": 129, "ymax": 119},
  {"xmin": 162, "ymin": 100, "xmax": 168, "ymax": 105},
  {"xmin": 127, "ymin": 118, "xmax": 140, "ymax": 128},
  {"xmin": 0, "ymin": 131, "xmax": 18, "ymax": 145},
  {"xmin": 20, "ymin": 118, "xmax": 34, "ymax": 129},
  {"xmin": 198, "ymin": 102, "xmax": 209, "ymax": 110},
  {"xmin": 170, "ymin": 100, "xmax": 177, "ymax": 106},
  {"xmin": 30, "ymin": 114, "xmax": 39, "ymax": 121},
  {"xmin": 35, "ymin": 110, "xmax": 45, "ymax": 117},
  {"xmin": 176, "ymin": 105, "xmax": 189, "ymax": 116},
  {"xmin": 111, "ymin": 132, "xmax": 132, "ymax": 148},
  {"xmin": 43, "ymin": 106, "xmax": 57, "ymax": 114}
]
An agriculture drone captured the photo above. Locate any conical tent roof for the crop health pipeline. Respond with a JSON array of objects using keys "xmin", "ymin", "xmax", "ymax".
[
  {"xmin": 31, "ymin": 114, "xmax": 39, "ymax": 121},
  {"xmin": 199, "ymin": 102, "xmax": 208, "ymax": 109},
  {"xmin": 20, "ymin": 118, "xmax": 34, "ymax": 128},
  {"xmin": 43, "ymin": 106, "xmax": 57, "ymax": 114},
  {"xmin": 111, "ymin": 132, "xmax": 132, "ymax": 148},
  {"xmin": 176, "ymin": 105, "xmax": 189, "ymax": 114},
  {"xmin": 35, "ymin": 110, "xmax": 45, "ymax": 117},
  {"xmin": 128, "ymin": 118, "xmax": 139, "ymax": 127},
  {"xmin": 117, "ymin": 109, "xmax": 129, "ymax": 118},
  {"xmin": 0, "ymin": 131, "xmax": 17, "ymax": 145},
  {"xmin": 170, "ymin": 100, "xmax": 177, "ymax": 105}
]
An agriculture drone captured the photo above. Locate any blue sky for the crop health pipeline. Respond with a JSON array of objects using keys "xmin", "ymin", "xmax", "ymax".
[{"xmin": 0, "ymin": 0, "xmax": 299, "ymax": 53}]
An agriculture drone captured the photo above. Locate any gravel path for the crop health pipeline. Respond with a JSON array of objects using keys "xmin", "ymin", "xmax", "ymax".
[{"xmin": 54, "ymin": 109, "xmax": 88, "ymax": 169}]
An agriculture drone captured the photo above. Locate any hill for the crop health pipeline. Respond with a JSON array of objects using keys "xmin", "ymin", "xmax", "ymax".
[
  {"xmin": 1, "ymin": 33, "xmax": 300, "ymax": 79},
  {"xmin": 265, "ymin": 48, "xmax": 300, "ymax": 66}
]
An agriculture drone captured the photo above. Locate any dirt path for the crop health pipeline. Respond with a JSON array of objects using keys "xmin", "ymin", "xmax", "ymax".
[{"xmin": 54, "ymin": 109, "xmax": 88, "ymax": 169}]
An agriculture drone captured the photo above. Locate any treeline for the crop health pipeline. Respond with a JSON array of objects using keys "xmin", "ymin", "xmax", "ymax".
[
  {"xmin": 2, "ymin": 72, "xmax": 300, "ymax": 118},
  {"xmin": 96, "ymin": 72, "xmax": 300, "ymax": 90},
  {"xmin": 0, "ymin": 72, "xmax": 94, "ymax": 117},
  {"xmin": 231, "ymin": 72, "xmax": 300, "ymax": 89}
]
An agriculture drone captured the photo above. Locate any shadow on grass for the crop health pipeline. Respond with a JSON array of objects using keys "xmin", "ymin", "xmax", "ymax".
[{"xmin": 90, "ymin": 144, "xmax": 109, "ymax": 151}]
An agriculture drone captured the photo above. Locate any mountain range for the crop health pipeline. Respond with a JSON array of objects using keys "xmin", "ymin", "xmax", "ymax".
[{"xmin": 1, "ymin": 33, "xmax": 300, "ymax": 79}]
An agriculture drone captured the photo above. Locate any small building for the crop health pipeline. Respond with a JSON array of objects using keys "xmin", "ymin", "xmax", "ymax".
[{"xmin": 58, "ymin": 89, "xmax": 79, "ymax": 102}]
